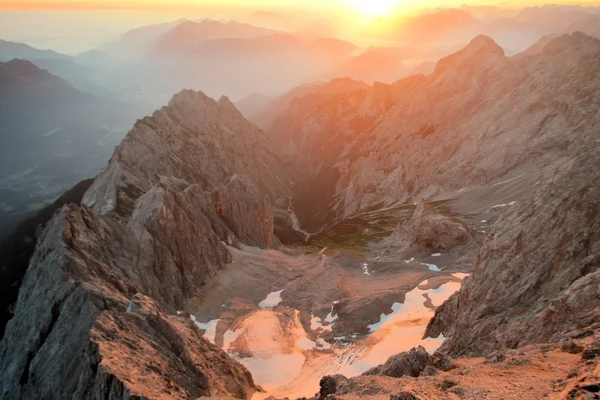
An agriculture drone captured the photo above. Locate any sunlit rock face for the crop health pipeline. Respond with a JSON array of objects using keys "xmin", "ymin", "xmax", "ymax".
[
  {"xmin": 426, "ymin": 147, "xmax": 600, "ymax": 356},
  {"xmin": 265, "ymin": 33, "xmax": 600, "ymax": 230},
  {"xmin": 0, "ymin": 90, "xmax": 290, "ymax": 400}
]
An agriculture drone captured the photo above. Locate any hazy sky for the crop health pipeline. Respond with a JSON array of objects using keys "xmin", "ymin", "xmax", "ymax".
[
  {"xmin": 2, "ymin": 0, "xmax": 598, "ymax": 11},
  {"xmin": 0, "ymin": 0, "xmax": 599, "ymax": 53}
]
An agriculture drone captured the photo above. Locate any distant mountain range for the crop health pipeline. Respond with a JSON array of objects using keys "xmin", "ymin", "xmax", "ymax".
[
  {"xmin": 0, "ymin": 59, "xmax": 137, "ymax": 238},
  {"xmin": 0, "ymin": 39, "xmax": 69, "ymax": 62},
  {"xmin": 150, "ymin": 20, "xmax": 281, "ymax": 57}
]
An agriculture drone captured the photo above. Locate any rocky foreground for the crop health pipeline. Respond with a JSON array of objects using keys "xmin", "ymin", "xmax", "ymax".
[
  {"xmin": 1, "ymin": 33, "xmax": 600, "ymax": 399},
  {"xmin": 311, "ymin": 336, "xmax": 600, "ymax": 399}
]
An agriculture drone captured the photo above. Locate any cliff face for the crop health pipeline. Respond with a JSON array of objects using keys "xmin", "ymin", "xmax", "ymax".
[
  {"xmin": 267, "ymin": 33, "xmax": 600, "ymax": 228},
  {"xmin": 260, "ymin": 30, "xmax": 600, "ymax": 373},
  {"xmin": 0, "ymin": 90, "xmax": 289, "ymax": 399},
  {"xmin": 426, "ymin": 147, "xmax": 600, "ymax": 356}
]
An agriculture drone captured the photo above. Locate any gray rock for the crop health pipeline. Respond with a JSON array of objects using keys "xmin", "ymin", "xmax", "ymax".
[
  {"xmin": 390, "ymin": 391, "xmax": 421, "ymax": 400},
  {"xmin": 319, "ymin": 375, "xmax": 349, "ymax": 399},
  {"xmin": 0, "ymin": 90, "xmax": 289, "ymax": 399},
  {"xmin": 394, "ymin": 203, "xmax": 476, "ymax": 252},
  {"xmin": 426, "ymin": 148, "xmax": 600, "ymax": 356},
  {"xmin": 363, "ymin": 346, "xmax": 455, "ymax": 378}
]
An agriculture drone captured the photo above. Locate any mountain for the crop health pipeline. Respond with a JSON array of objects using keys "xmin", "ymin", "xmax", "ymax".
[
  {"xmin": 246, "ymin": 10, "xmax": 304, "ymax": 31},
  {"xmin": 264, "ymin": 33, "xmax": 600, "ymax": 228},
  {"xmin": 29, "ymin": 57, "xmax": 115, "ymax": 97},
  {"xmin": 565, "ymin": 14, "xmax": 600, "ymax": 39},
  {"xmin": 514, "ymin": 33, "xmax": 561, "ymax": 57},
  {"xmin": 98, "ymin": 19, "xmax": 185, "ymax": 58},
  {"xmin": 392, "ymin": 9, "xmax": 482, "ymax": 42},
  {"xmin": 150, "ymin": 19, "xmax": 280, "ymax": 57},
  {"xmin": 0, "ymin": 39, "xmax": 69, "ymax": 62},
  {"xmin": 426, "ymin": 146, "xmax": 600, "ymax": 356},
  {"xmin": 481, "ymin": 5, "xmax": 600, "ymax": 51},
  {"xmin": 0, "ymin": 178, "xmax": 94, "ymax": 339},
  {"xmin": 141, "ymin": 33, "xmax": 360, "ymax": 101},
  {"xmin": 2, "ymin": 31, "xmax": 600, "ymax": 399},
  {"xmin": 245, "ymin": 77, "xmax": 370, "ymax": 130},
  {"xmin": 0, "ymin": 90, "xmax": 290, "ymax": 399},
  {"xmin": 269, "ymin": 32, "xmax": 600, "ymax": 397},
  {"xmin": 0, "ymin": 59, "xmax": 135, "ymax": 238},
  {"xmin": 328, "ymin": 47, "xmax": 406, "ymax": 84},
  {"xmin": 365, "ymin": 8, "xmax": 481, "ymax": 43},
  {"xmin": 459, "ymin": 4, "xmax": 516, "ymax": 21}
]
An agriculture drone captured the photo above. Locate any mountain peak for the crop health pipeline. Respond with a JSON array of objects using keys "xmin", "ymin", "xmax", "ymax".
[
  {"xmin": 542, "ymin": 31, "xmax": 600, "ymax": 56},
  {"xmin": 463, "ymin": 35, "xmax": 505, "ymax": 56},
  {"xmin": 168, "ymin": 89, "xmax": 215, "ymax": 109},
  {"xmin": 433, "ymin": 35, "xmax": 505, "ymax": 75}
]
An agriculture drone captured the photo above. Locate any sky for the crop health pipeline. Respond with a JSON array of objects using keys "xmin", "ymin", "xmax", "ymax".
[
  {"xmin": 0, "ymin": 0, "xmax": 599, "ymax": 53},
  {"xmin": 1, "ymin": 0, "xmax": 597, "ymax": 11}
]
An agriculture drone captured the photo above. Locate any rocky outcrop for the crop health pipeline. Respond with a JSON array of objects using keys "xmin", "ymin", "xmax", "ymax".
[
  {"xmin": 392, "ymin": 203, "xmax": 477, "ymax": 252},
  {"xmin": 363, "ymin": 346, "xmax": 455, "ymax": 378},
  {"xmin": 0, "ymin": 90, "xmax": 289, "ymax": 399},
  {"xmin": 426, "ymin": 147, "xmax": 600, "ymax": 356}
]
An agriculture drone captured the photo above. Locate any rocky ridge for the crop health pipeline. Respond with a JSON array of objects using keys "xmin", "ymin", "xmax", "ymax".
[
  {"xmin": 266, "ymin": 32, "xmax": 600, "ymax": 229},
  {"xmin": 0, "ymin": 90, "xmax": 290, "ymax": 399}
]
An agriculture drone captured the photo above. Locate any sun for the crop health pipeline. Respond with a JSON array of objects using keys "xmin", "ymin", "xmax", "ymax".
[{"xmin": 345, "ymin": 0, "xmax": 402, "ymax": 16}]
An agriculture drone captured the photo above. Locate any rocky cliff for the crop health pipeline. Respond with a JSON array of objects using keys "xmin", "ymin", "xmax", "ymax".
[
  {"xmin": 0, "ymin": 90, "xmax": 290, "ymax": 399},
  {"xmin": 267, "ymin": 32, "xmax": 600, "ymax": 230},
  {"xmin": 425, "ymin": 147, "xmax": 600, "ymax": 356}
]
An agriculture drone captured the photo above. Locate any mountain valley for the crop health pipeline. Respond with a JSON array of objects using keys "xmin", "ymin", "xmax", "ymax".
[{"xmin": 0, "ymin": 6, "xmax": 600, "ymax": 400}]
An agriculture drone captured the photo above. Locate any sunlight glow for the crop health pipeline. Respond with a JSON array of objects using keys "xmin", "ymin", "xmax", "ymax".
[{"xmin": 345, "ymin": 0, "xmax": 405, "ymax": 16}]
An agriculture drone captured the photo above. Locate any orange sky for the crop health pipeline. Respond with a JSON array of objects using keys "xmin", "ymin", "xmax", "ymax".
[{"xmin": 1, "ymin": 0, "xmax": 598, "ymax": 11}]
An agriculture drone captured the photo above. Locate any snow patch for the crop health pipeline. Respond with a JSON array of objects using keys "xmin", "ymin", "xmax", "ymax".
[
  {"xmin": 259, "ymin": 290, "xmax": 284, "ymax": 309},
  {"xmin": 452, "ymin": 273, "xmax": 471, "ymax": 280},
  {"xmin": 190, "ymin": 315, "xmax": 219, "ymax": 344},
  {"xmin": 491, "ymin": 201, "xmax": 517, "ymax": 209},
  {"xmin": 362, "ymin": 262, "xmax": 371, "ymax": 276},
  {"xmin": 420, "ymin": 262, "xmax": 440, "ymax": 271}
]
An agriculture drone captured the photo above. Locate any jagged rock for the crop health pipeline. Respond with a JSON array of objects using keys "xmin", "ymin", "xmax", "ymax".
[
  {"xmin": 319, "ymin": 375, "xmax": 349, "ymax": 399},
  {"xmin": 390, "ymin": 391, "xmax": 420, "ymax": 400},
  {"xmin": 422, "ymin": 366, "xmax": 439, "ymax": 376},
  {"xmin": 561, "ymin": 339, "xmax": 584, "ymax": 354},
  {"xmin": 0, "ymin": 90, "xmax": 288, "ymax": 399},
  {"xmin": 439, "ymin": 378, "xmax": 459, "ymax": 391},
  {"xmin": 426, "ymin": 148, "xmax": 600, "ymax": 356},
  {"xmin": 363, "ymin": 346, "xmax": 455, "ymax": 378},
  {"xmin": 430, "ymin": 351, "xmax": 456, "ymax": 371},
  {"xmin": 392, "ymin": 203, "xmax": 476, "ymax": 252},
  {"xmin": 0, "ymin": 178, "xmax": 94, "ymax": 339},
  {"xmin": 582, "ymin": 341, "xmax": 600, "ymax": 360},
  {"xmin": 265, "ymin": 33, "xmax": 600, "ymax": 227},
  {"xmin": 484, "ymin": 351, "xmax": 507, "ymax": 364}
]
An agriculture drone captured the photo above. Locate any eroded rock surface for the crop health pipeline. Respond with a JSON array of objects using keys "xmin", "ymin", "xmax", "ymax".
[
  {"xmin": 0, "ymin": 90, "xmax": 290, "ymax": 399},
  {"xmin": 265, "ymin": 33, "xmax": 600, "ymax": 229},
  {"xmin": 363, "ymin": 346, "xmax": 455, "ymax": 378},
  {"xmin": 392, "ymin": 203, "xmax": 477, "ymax": 253},
  {"xmin": 426, "ymin": 148, "xmax": 600, "ymax": 356}
]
